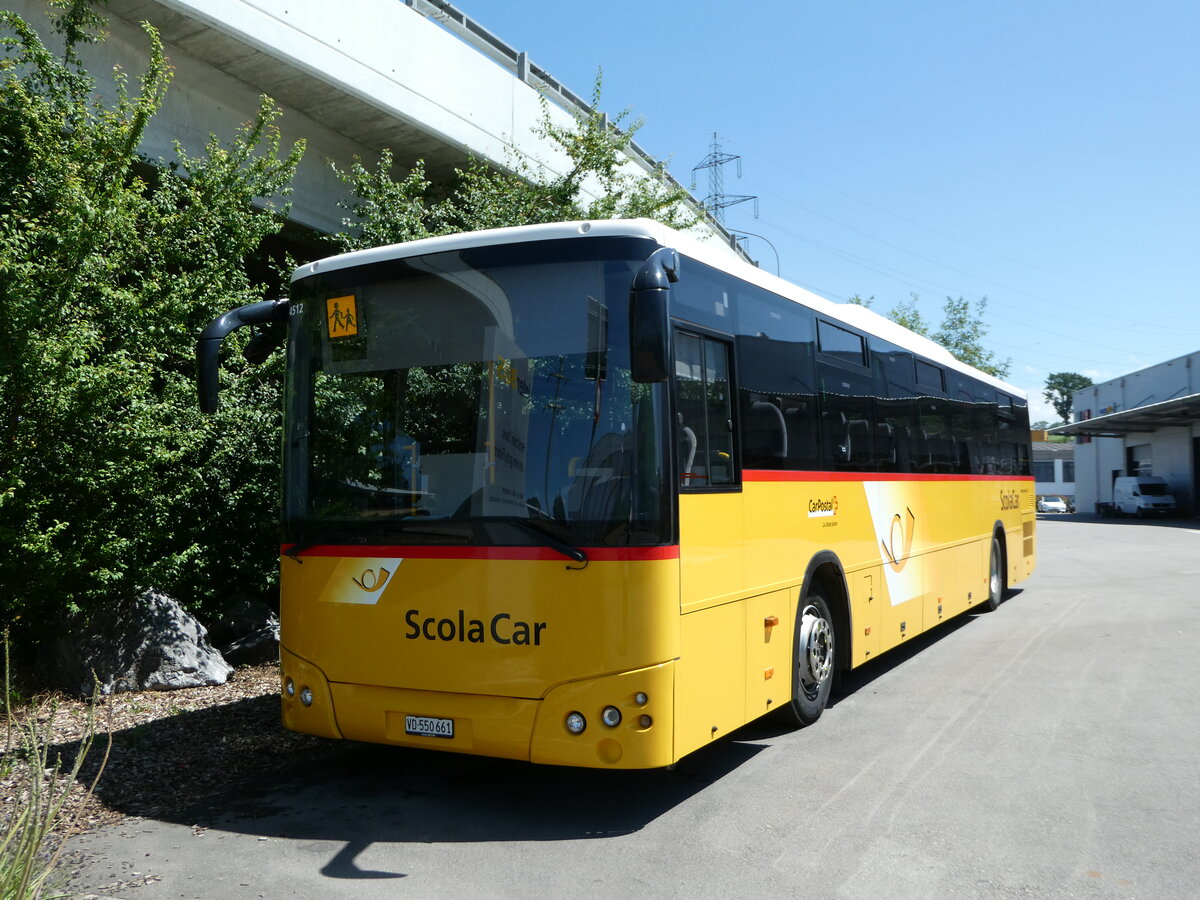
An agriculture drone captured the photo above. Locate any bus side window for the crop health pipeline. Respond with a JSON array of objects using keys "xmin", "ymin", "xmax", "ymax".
[{"xmin": 674, "ymin": 330, "xmax": 737, "ymax": 488}]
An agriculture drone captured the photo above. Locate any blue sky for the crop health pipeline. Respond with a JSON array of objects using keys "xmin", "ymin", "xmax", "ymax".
[{"xmin": 454, "ymin": 0, "xmax": 1200, "ymax": 423}]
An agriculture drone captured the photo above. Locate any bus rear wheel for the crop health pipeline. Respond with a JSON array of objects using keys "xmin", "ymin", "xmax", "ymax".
[
  {"xmin": 781, "ymin": 592, "xmax": 835, "ymax": 727},
  {"xmin": 982, "ymin": 534, "xmax": 1004, "ymax": 611}
]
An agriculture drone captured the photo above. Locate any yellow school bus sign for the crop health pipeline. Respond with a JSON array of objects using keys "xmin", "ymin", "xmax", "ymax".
[{"xmin": 326, "ymin": 295, "xmax": 359, "ymax": 338}]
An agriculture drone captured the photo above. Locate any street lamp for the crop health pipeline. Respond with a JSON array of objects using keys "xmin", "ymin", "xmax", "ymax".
[{"xmin": 729, "ymin": 229, "xmax": 780, "ymax": 276}]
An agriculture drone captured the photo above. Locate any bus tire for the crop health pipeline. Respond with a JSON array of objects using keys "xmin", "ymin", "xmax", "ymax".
[
  {"xmin": 780, "ymin": 591, "xmax": 835, "ymax": 727},
  {"xmin": 982, "ymin": 534, "xmax": 1004, "ymax": 612}
]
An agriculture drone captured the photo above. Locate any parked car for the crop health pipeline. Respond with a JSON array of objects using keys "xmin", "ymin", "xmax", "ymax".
[{"xmin": 1037, "ymin": 495, "xmax": 1069, "ymax": 513}]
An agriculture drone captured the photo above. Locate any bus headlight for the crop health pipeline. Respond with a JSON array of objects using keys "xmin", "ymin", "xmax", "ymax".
[
  {"xmin": 566, "ymin": 711, "xmax": 586, "ymax": 734},
  {"xmin": 300, "ymin": 687, "xmax": 314, "ymax": 707},
  {"xmin": 284, "ymin": 677, "xmax": 296, "ymax": 698},
  {"xmin": 601, "ymin": 706, "xmax": 622, "ymax": 728}
]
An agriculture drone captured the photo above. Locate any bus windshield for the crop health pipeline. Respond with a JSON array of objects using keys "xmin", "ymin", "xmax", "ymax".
[{"xmin": 283, "ymin": 237, "xmax": 670, "ymax": 550}]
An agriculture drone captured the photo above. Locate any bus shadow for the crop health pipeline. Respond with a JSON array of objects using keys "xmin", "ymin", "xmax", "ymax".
[
  {"xmin": 1056, "ymin": 514, "xmax": 1198, "ymax": 529},
  {"xmin": 833, "ymin": 589, "xmax": 1025, "ymax": 706},
  {"xmin": 184, "ymin": 735, "xmax": 763, "ymax": 846},
  {"xmin": 62, "ymin": 705, "xmax": 764, "ymax": 849},
  {"xmin": 63, "ymin": 593, "xmax": 1021, "ymax": 864},
  {"xmin": 735, "ymin": 589, "xmax": 1024, "ymax": 745}
]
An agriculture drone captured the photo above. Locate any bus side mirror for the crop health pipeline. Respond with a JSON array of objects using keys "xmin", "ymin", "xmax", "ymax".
[
  {"xmin": 629, "ymin": 247, "xmax": 679, "ymax": 383},
  {"xmin": 197, "ymin": 299, "xmax": 289, "ymax": 413}
]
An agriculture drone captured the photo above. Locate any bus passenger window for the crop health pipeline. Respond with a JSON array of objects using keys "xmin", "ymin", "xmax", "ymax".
[{"xmin": 674, "ymin": 330, "xmax": 736, "ymax": 488}]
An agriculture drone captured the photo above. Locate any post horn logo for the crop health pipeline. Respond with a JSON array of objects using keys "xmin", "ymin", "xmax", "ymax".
[
  {"xmin": 882, "ymin": 507, "xmax": 916, "ymax": 572},
  {"xmin": 353, "ymin": 567, "xmax": 392, "ymax": 594}
]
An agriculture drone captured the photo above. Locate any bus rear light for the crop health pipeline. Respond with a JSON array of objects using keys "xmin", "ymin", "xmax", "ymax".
[
  {"xmin": 565, "ymin": 711, "xmax": 586, "ymax": 734},
  {"xmin": 300, "ymin": 687, "xmax": 314, "ymax": 707},
  {"xmin": 601, "ymin": 706, "xmax": 621, "ymax": 728}
]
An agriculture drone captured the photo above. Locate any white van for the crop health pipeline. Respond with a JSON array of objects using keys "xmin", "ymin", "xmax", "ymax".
[{"xmin": 1112, "ymin": 476, "xmax": 1176, "ymax": 517}]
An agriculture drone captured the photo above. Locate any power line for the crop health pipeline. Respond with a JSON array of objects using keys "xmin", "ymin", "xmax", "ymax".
[
  {"xmin": 748, "ymin": 150, "xmax": 1189, "ymax": 307},
  {"xmin": 757, "ymin": 192, "xmax": 1200, "ymax": 333}
]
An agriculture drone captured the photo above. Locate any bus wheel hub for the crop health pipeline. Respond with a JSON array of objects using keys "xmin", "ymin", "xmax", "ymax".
[{"xmin": 799, "ymin": 605, "xmax": 833, "ymax": 687}]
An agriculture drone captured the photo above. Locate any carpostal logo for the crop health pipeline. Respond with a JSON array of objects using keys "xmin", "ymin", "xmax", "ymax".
[{"xmin": 808, "ymin": 495, "xmax": 839, "ymax": 518}]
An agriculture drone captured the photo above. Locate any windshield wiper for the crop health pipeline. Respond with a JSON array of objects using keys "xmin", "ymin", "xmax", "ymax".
[
  {"xmin": 288, "ymin": 518, "xmax": 586, "ymax": 564},
  {"xmin": 497, "ymin": 517, "xmax": 587, "ymax": 564}
]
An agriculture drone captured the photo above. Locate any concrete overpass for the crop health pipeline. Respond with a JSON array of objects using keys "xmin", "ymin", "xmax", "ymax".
[{"xmin": 12, "ymin": 0, "xmax": 736, "ymax": 249}]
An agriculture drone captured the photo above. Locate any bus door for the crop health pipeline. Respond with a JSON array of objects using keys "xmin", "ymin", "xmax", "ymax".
[
  {"xmin": 672, "ymin": 326, "xmax": 753, "ymax": 745},
  {"xmin": 672, "ymin": 327, "xmax": 744, "ymax": 610}
]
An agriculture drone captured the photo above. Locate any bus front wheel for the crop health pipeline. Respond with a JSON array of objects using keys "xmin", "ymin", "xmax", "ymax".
[{"xmin": 781, "ymin": 592, "xmax": 835, "ymax": 726}]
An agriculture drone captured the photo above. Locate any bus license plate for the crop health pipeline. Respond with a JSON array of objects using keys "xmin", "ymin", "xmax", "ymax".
[{"xmin": 405, "ymin": 715, "xmax": 454, "ymax": 739}]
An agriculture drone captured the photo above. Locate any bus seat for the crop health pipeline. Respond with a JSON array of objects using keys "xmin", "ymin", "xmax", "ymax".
[
  {"xmin": 680, "ymin": 425, "xmax": 697, "ymax": 479},
  {"xmin": 564, "ymin": 431, "xmax": 632, "ymax": 527},
  {"xmin": 847, "ymin": 418, "xmax": 872, "ymax": 465},
  {"xmin": 823, "ymin": 411, "xmax": 850, "ymax": 465},
  {"xmin": 876, "ymin": 421, "xmax": 897, "ymax": 467},
  {"xmin": 783, "ymin": 405, "xmax": 820, "ymax": 467},
  {"xmin": 744, "ymin": 400, "xmax": 788, "ymax": 464}
]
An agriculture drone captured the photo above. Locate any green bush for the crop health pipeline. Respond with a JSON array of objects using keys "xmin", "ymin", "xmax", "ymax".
[
  {"xmin": 333, "ymin": 73, "xmax": 700, "ymax": 251},
  {"xmin": 0, "ymin": 3, "xmax": 304, "ymax": 656},
  {"xmin": 1, "ymin": 6, "xmax": 697, "ymax": 668}
]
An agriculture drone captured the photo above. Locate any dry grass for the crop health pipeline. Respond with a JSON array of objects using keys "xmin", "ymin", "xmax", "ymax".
[{"xmin": 1, "ymin": 663, "xmax": 331, "ymax": 834}]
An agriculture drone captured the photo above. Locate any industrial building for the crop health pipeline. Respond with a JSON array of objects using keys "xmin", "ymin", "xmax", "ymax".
[{"xmin": 1052, "ymin": 352, "xmax": 1200, "ymax": 517}]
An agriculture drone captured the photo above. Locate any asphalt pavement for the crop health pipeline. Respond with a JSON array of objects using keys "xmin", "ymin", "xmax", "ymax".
[{"xmin": 67, "ymin": 515, "xmax": 1200, "ymax": 899}]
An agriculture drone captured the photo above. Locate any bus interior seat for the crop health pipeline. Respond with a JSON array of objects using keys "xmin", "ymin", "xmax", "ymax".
[
  {"xmin": 744, "ymin": 400, "xmax": 788, "ymax": 464},
  {"xmin": 563, "ymin": 431, "xmax": 632, "ymax": 525},
  {"xmin": 823, "ymin": 411, "xmax": 851, "ymax": 465},
  {"xmin": 924, "ymin": 431, "xmax": 957, "ymax": 472},
  {"xmin": 783, "ymin": 405, "xmax": 819, "ymax": 466},
  {"xmin": 847, "ymin": 418, "xmax": 872, "ymax": 466},
  {"xmin": 876, "ymin": 421, "xmax": 897, "ymax": 467},
  {"xmin": 893, "ymin": 423, "xmax": 919, "ymax": 472},
  {"xmin": 679, "ymin": 425, "xmax": 697, "ymax": 481}
]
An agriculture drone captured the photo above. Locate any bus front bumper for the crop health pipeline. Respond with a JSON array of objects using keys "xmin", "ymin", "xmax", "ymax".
[{"xmin": 280, "ymin": 646, "xmax": 677, "ymax": 769}]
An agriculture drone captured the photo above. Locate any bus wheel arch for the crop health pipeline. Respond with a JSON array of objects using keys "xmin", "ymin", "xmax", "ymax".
[{"xmin": 780, "ymin": 555, "xmax": 848, "ymax": 727}]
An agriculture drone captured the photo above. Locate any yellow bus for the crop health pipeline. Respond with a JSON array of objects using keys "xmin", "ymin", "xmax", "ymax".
[{"xmin": 198, "ymin": 219, "xmax": 1035, "ymax": 769}]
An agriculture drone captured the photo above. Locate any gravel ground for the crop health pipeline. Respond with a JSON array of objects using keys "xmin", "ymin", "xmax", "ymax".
[{"xmin": 2, "ymin": 663, "xmax": 333, "ymax": 839}]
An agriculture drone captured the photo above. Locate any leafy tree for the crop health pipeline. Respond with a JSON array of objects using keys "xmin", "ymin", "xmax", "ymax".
[
  {"xmin": 886, "ymin": 294, "xmax": 932, "ymax": 338},
  {"xmin": 880, "ymin": 294, "xmax": 1009, "ymax": 379},
  {"xmin": 931, "ymin": 296, "xmax": 1010, "ymax": 379},
  {"xmin": 333, "ymin": 73, "xmax": 700, "ymax": 250},
  {"xmin": 0, "ymin": 3, "xmax": 304, "ymax": 655},
  {"xmin": 1043, "ymin": 372, "xmax": 1092, "ymax": 423}
]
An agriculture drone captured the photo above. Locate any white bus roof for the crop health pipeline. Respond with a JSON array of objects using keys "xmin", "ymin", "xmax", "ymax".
[{"xmin": 291, "ymin": 219, "xmax": 1024, "ymax": 399}]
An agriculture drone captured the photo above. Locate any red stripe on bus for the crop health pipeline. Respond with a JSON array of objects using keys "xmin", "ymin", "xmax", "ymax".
[
  {"xmin": 743, "ymin": 470, "xmax": 1035, "ymax": 483},
  {"xmin": 279, "ymin": 544, "xmax": 681, "ymax": 561}
]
